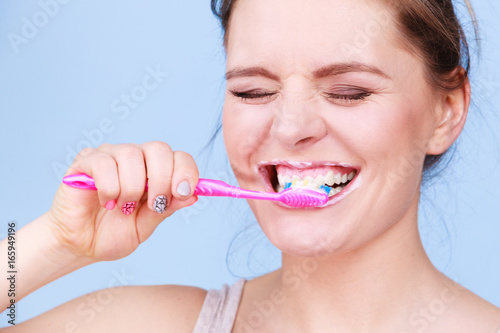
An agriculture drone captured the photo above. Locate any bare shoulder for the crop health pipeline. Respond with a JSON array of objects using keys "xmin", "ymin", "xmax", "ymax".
[
  {"xmin": 442, "ymin": 282, "xmax": 500, "ymax": 332},
  {"xmin": 458, "ymin": 289, "xmax": 500, "ymax": 330},
  {"xmin": 9, "ymin": 285, "xmax": 207, "ymax": 333}
]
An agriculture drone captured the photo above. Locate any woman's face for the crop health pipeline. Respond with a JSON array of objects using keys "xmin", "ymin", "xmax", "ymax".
[{"xmin": 222, "ymin": 0, "xmax": 443, "ymax": 256}]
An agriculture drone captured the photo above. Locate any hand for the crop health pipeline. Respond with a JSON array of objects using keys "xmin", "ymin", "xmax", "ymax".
[{"xmin": 47, "ymin": 142, "xmax": 199, "ymax": 262}]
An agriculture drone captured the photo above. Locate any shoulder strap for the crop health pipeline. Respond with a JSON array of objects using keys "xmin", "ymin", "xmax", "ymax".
[{"xmin": 193, "ymin": 279, "xmax": 246, "ymax": 333}]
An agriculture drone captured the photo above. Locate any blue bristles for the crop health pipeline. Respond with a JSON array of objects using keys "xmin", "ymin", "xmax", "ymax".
[
  {"xmin": 319, "ymin": 185, "xmax": 332, "ymax": 195},
  {"xmin": 323, "ymin": 186, "xmax": 332, "ymax": 195},
  {"xmin": 285, "ymin": 183, "xmax": 331, "ymax": 194}
]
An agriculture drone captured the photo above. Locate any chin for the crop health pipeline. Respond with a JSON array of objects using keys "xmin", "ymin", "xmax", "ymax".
[{"xmin": 253, "ymin": 206, "xmax": 354, "ymax": 258}]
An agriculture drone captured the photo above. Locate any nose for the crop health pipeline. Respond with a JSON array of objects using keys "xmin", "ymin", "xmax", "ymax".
[{"xmin": 270, "ymin": 97, "xmax": 327, "ymax": 150}]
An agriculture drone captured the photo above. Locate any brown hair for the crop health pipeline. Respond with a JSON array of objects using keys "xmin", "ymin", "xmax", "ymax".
[{"xmin": 210, "ymin": 0, "xmax": 479, "ymax": 174}]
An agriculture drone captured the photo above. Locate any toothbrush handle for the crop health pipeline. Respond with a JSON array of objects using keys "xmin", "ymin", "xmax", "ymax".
[
  {"xmin": 62, "ymin": 174, "xmax": 98, "ymax": 190},
  {"xmin": 194, "ymin": 179, "xmax": 241, "ymax": 197},
  {"xmin": 194, "ymin": 179, "xmax": 278, "ymax": 201},
  {"xmin": 63, "ymin": 174, "xmax": 279, "ymax": 201}
]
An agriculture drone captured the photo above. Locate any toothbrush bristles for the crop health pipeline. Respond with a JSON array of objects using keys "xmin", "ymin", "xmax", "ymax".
[
  {"xmin": 284, "ymin": 183, "xmax": 332, "ymax": 195},
  {"xmin": 279, "ymin": 188, "xmax": 329, "ymax": 207}
]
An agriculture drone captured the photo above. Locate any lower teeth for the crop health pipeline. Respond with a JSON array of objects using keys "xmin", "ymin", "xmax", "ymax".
[{"xmin": 278, "ymin": 182, "xmax": 348, "ymax": 197}]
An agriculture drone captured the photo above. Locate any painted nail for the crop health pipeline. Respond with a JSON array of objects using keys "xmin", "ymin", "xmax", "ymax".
[
  {"xmin": 177, "ymin": 181, "xmax": 191, "ymax": 197},
  {"xmin": 105, "ymin": 200, "xmax": 116, "ymax": 211},
  {"xmin": 122, "ymin": 202, "xmax": 136, "ymax": 215},
  {"xmin": 153, "ymin": 195, "xmax": 168, "ymax": 214}
]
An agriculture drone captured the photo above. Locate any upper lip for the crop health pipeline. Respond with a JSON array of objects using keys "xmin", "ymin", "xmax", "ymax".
[
  {"xmin": 257, "ymin": 160, "xmax": 357, "ymax": 169},
  {"xmin": 257, "ymin": 160, "xmax": 360, "ymax": 192}
]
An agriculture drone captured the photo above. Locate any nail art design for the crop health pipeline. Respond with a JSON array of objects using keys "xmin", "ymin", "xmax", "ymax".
[
  {"xmin": 122, "ymin": 202, "xmax": 136, "ymax": 215},
  {"xmin": 154, "ymin": 195, "xmax": 167, "ymax": 214}
]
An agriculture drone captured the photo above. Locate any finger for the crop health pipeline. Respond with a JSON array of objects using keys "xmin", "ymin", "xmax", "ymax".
[
  {"xmin": 141, "ymin": 141, "xmax": 174, "ymax": 214},
  {"xmin": 111, "ymin": 144, "xmax": 146, "ymax": 215},
  {"xmin": 65, "ymin": 148, "xmax": 120, "ymax": 208},
  {"xmin": 135, "ymin": 195, "xmax": 198, "ymax": 243},
  {"xmin": 171, "ymin": 151, "xmax": 199, "ymax": 202}
]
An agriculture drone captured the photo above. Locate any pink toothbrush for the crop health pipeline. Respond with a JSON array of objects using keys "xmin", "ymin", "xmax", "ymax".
[{"xmin": 62, "ymin": 174, "xmax": 328, "ymax": 208}]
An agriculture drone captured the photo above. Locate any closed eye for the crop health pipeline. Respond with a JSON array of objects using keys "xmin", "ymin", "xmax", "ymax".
[
  {"xmin": 326, "ymin": 92, "xmax": 371, "ymax": 100},
  {"xmin": 324, "ymin": 91, "xmax": 372, "ymax": 105},
  {"xmin": 230, "ymin": 90, "xmax": 276, "ymax": 101},
  {"xmin": 229, "ymin": 89, "xmax": 372, "ymax": 104}
]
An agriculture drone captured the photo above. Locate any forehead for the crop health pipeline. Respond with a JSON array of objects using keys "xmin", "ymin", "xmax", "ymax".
[{"xmin": 226, "ymin": 0, "xmax": 401, "ymax": 74}]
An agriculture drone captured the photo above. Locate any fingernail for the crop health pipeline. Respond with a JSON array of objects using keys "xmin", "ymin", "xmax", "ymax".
[
  {"xmin": 105, "ymin": 200, "xmax": 116, "ymax": 211},
  {"xmin": 122, "ymin": 202, "xmax": 136, "ymax": 215},
  {"xmin": 177, "ymin": 181, "xmax": 191, "ymax": 197},
  {"xmin": 153, "ymin": 195, "xmax": 168, "ymax": 214}
]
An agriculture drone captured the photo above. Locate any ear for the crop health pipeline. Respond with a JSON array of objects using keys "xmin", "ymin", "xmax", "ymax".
[{"xmin": 426, "ymin": 71, "xmax": 471, "ymax": 155}]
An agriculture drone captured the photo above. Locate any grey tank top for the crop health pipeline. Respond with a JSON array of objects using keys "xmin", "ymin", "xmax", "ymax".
[{"xmin": 193, "ymin": 279, "xmax": 246, "ymax": 333}]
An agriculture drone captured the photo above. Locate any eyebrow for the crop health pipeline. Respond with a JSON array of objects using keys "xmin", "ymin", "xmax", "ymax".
[
  {"xmin": 225, "ymin": 62, "xmax": 391, "ymax": 81},
  {"xmin": 226, "ymin": 67, "xmax": 280, "ymax": 81},
  {"xmin": 313, "ymin": 62, "xmax": 391, "ymax": 79}
]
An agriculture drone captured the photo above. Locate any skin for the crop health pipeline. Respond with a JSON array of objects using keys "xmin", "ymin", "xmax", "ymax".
[
  {"xmin": 0, "ymin": 0, "xmax": 498, "ymax": 332},
  {"xmin": 223, "ymin": 0, "xmax": 435, "ymax": 257},
  {"xmin": 223, "ymin": 0, "xmax": 500, "ymax": 332}
]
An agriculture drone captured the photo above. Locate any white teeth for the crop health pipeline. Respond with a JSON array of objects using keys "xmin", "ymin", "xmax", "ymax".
[
  {"xmin": 334, "ymin": 173, "xmax": 341, "ymax": 185},
  {"xmin": 291, "ymin": 179, "xmax": 322, "ymax": 190},
  {"xmin": 275, "ymin": 169, "xmax": 357, "ymax": 197},
  {"xmin": 326, "ymin": 185, "xmax": 344, "ymax": 197},
  {"xmin": 304, "ymin": 176, "xmax": 314, "ymax": 184},
  {"xmin": 316, "ymin": 174, "xmax": 325, "ymax": 186},
  {"xmin": 325, "ymin": 171, "xmax": 334, "ymax": 185}
]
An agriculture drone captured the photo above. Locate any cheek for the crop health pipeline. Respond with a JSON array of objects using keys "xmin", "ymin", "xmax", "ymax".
[
  {"xmin": 349, "ymin": 101, "xmax": 435, "ymax": 222},
  {"xmin": 222, "ymin": 101, "xmax": 273, "ymax": 177},
  {"xmin": 350, "ymin": 102, "xmax": 432, "ymax": 168}
]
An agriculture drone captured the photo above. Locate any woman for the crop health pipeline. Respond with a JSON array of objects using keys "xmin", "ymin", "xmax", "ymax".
[{"xmin": 1, "ymin": 0, "xmax": 499, "ymax": 331}]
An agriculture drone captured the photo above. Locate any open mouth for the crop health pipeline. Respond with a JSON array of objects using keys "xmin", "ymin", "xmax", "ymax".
[{"xmin": 259, "ymin": 161, "xmax": 359, "ymax": 201}]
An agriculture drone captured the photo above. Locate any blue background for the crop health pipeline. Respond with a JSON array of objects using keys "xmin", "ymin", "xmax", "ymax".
[{"xmin": 0, "ymin": 0, "xmax": 499, "ymax": 325}]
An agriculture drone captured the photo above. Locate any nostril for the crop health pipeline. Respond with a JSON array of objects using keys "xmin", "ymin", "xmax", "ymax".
[
  {"xmin": 296, "ymin": 137, "xmax": 313, "ymax": 146},
  {"xmin": 271, "ymin": 114, "xmax": 327, "ymax": 150}
]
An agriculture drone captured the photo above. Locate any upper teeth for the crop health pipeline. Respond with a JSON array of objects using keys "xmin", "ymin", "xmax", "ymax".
[{"xmin": 277, "ymin": 170, "xmax": 355, "ymax": 197}]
